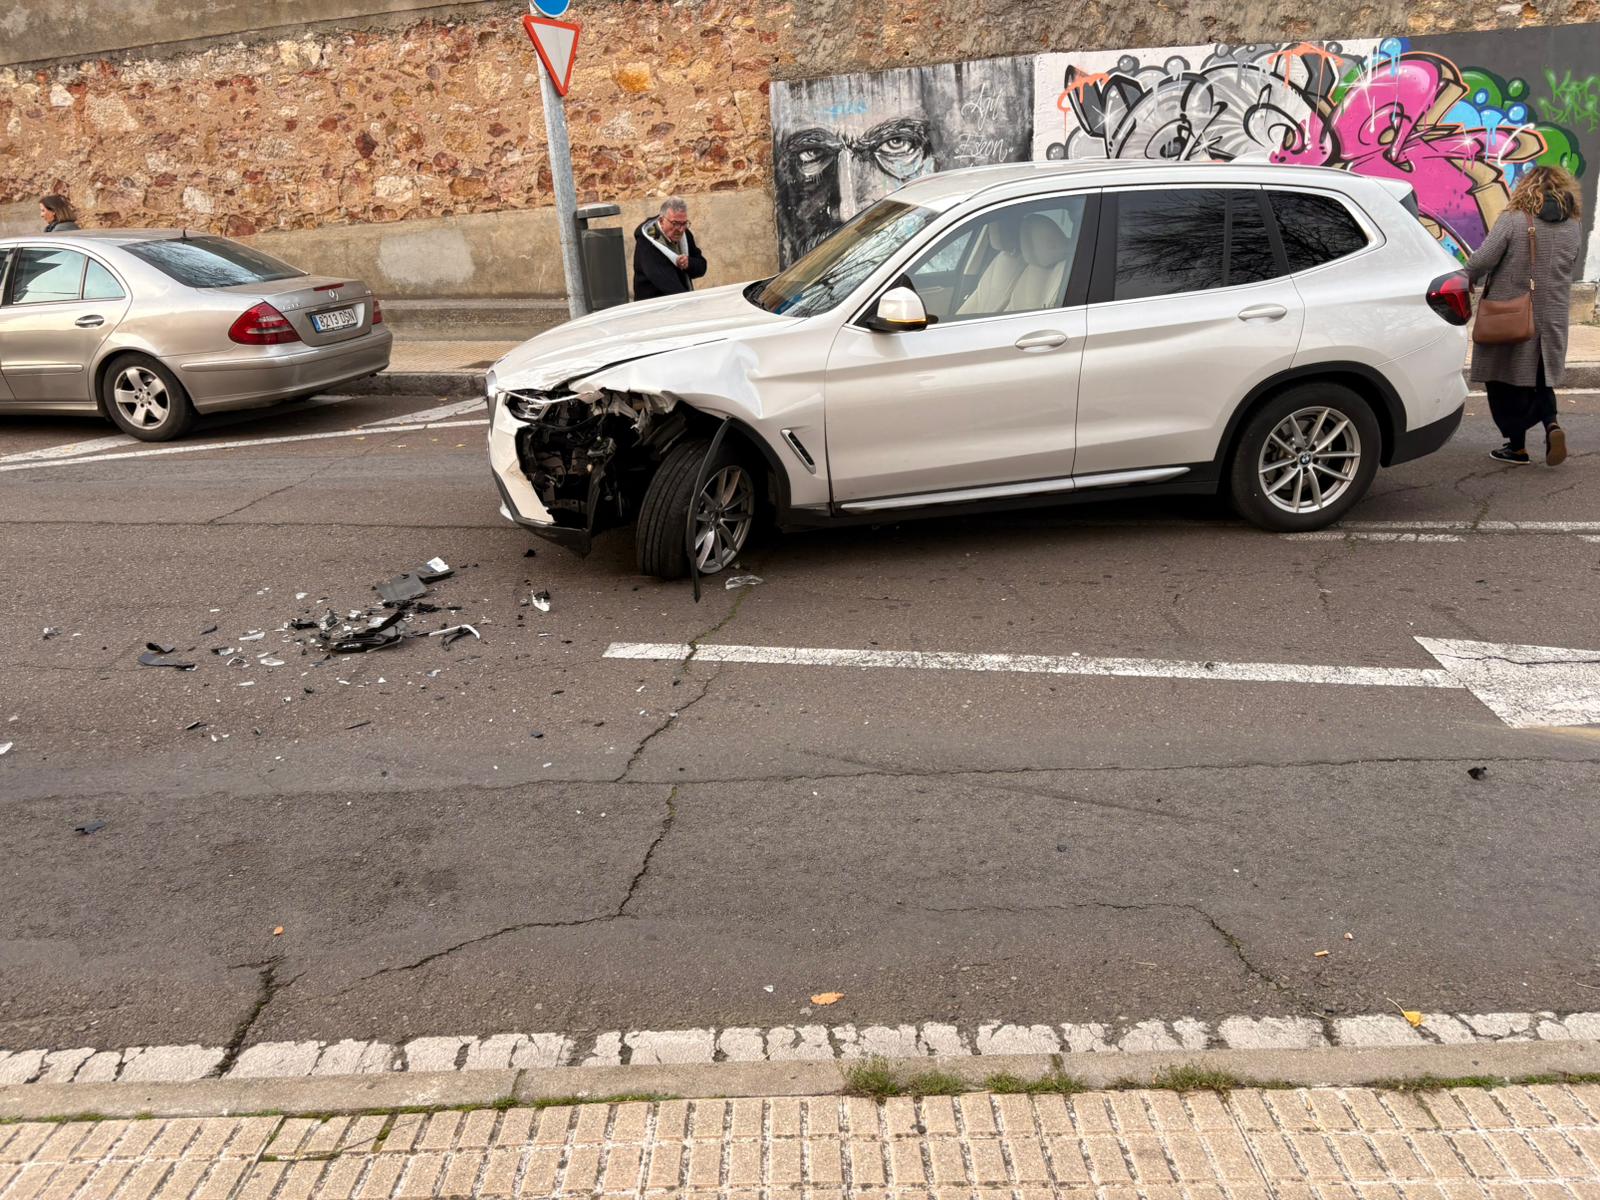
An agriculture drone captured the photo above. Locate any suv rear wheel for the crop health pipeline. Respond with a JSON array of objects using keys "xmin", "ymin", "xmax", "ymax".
[
  {"xmin": 635, "ymin": 438, "xmax": 760, "ymax": 579},
  {"xmin": 1229, "ymin": 383, "xmax": 1381, "ymax": 532}
]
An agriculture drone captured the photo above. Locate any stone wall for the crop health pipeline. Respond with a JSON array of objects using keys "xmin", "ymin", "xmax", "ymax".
[{"xmin": 4, "ymin": 0, "xmax": 1599, "ymax": 298}]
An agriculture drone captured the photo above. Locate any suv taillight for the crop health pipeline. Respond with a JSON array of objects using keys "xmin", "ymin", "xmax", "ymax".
[
  {"xmin": 372, "ymin": 298, "xmax": 384, "ymax": 324},
  {"xmin": 228, "ymin": 302, "xmax": 301, "ymax": 345},
  {"xmin": 1427, "ymin": 271, "xmax": 1472, "ymax": 326}
]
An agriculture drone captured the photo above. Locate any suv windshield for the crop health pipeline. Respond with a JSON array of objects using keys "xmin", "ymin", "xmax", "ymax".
[
  {"xmin": 124, "ymin": 236, "xmax": 304, "ymax": 288},
  {"xmin": 748, "ymin": 199, "xmax": 940, "ymax": 317}
]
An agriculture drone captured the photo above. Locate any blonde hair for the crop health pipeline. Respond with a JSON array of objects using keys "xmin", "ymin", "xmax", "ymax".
[{"xmin": 1508, "ymin": 165, "xmax": 1581, "ymax": 221}]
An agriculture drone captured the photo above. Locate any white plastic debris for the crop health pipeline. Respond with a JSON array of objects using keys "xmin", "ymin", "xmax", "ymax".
[
  {"xmin": 531, "ymin": 591, "xmax": 552, "ymax": 613},
  {"xmin": 0, "ymin": 742, "xmax": 12, "ymax": 756},
  {"xmin": 425, "ymin": 557, "xmax": 449, "ymax": 573},
  {"xmin": 239, "ymin": 631, "xmax": 266, "ymax": 642},
  {"xmin": 725, "ymin": 575, "xmax": 764, "ymax": 589}
]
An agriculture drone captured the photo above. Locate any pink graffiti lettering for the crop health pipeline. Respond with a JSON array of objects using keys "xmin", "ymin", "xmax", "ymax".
[{"xmin": 1274, "ymin": 52, "xmax": 1545, "ymax": 248}]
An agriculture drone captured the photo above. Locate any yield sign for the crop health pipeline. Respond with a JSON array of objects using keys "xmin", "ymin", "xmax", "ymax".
[{"xmin": 523, "ymin": 13, "xmax": 580, "ymax": 97}]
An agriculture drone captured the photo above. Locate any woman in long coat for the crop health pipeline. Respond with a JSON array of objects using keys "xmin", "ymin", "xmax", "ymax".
[{"xmin": 1466, "ymin": 166, "xmax": 1583, "ymax": 466}]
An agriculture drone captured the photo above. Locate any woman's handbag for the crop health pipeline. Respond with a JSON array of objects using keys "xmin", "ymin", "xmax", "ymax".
[{"xmin": 1473, "ymin": 214, "xmax": 1537, "ymax": 345}]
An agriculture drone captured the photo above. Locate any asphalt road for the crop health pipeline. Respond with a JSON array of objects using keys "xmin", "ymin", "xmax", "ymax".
[{"xmin": 1, "ymin": 390, "xmax": 1597, "ymax": 1058}]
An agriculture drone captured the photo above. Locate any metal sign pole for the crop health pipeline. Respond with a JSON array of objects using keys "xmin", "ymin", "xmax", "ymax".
[{"xmin": 537, "ymin": 66, "xmax": 588, "ymax": 320}]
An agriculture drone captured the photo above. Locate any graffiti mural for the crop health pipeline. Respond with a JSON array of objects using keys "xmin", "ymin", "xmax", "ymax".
[
  {"xmin": 771, "ymin": 57, "xmax": 1033, "ymax": 265},
  {"xmin": 1032, "ymin": 30, "xmax": 1596, "ymax": 263}
]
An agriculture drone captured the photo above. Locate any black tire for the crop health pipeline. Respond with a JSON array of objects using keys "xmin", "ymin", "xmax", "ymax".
[
  {"xmin": 635, "ymin": 437, "xmax": 760, "ymax": 580},
  {"xmin": 1228, "ymin": 383, "xmax": 1381, "ymax": 532},
  {"xmin": 101, "ymin": 354, "xmax": 196, "ymax": 441}
]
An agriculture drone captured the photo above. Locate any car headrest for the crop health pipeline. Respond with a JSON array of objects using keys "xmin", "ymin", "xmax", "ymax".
[
  {"xmin": 1020, "ymin": 214, "xmax": 1071, "ymax": 268},
  {"xmin": 985, "ymin": 218, "xmax": 1021, "ymax": 255}
]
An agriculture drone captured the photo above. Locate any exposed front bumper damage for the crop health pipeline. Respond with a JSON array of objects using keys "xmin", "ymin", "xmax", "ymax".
[{"xmin": 488, "ymin": 383, "xmax": 682, "ymax": 555}]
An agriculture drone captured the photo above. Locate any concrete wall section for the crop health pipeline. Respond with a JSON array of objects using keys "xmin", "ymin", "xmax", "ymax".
[{"xmin": 245, "ymin": 187, "xmax": 776, "ymax": 298}]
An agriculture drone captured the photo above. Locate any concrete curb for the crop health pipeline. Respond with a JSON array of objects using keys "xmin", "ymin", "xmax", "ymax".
[
  {"xmin": 365, "ymin": 370, "xmax": 484, "ymax": 398},
  {"xmin": 2, "ymin": 1041, "xmax": 1594, "ymax": 1122}
]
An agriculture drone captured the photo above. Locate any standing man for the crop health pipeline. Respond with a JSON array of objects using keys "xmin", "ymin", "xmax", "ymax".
[{"xmin": 632, "ymin": 197, "xmax": 707, "ymax": 300}]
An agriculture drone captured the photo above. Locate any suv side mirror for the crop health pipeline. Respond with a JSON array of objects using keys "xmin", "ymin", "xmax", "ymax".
[{"xmin": 864, "ymin": 286, "xmax": 928, "ymax": 332}]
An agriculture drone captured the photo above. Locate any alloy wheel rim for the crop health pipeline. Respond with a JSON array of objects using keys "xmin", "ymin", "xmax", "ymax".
[
  {"xmin": 1257, "ymin": 406, "xmax": 1361, "ymax": 515},
  {"xmin": 692, "ymin": 465, "xmax": 754, "ymax": 573},
  {"xmin": 113, "ymin": 367, "xmax": 170, "ymax": 428}
]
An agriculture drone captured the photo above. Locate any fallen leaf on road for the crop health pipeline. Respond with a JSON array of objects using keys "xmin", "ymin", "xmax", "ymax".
[
  {"xmin": 273, "ymin": 926, "xmax": 285, "ymax": 936},
  {"xmin": 810, "ymin": 992, "xmax": 844, "ymax": 1006},
  {"xmin": 1386, "ymin": 997, "xmax": 1425, "ymax": 1027}
]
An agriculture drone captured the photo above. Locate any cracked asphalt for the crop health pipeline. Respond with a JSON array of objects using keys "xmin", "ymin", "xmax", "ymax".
[{"xmin": 1, "ymin": 390, "xmax": 1598, "ymax": 1057}]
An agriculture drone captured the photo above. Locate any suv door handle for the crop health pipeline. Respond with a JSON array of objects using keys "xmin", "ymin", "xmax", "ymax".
[
  {"xmin": 74, "ymin": 315, "xmax": 105, "ymax": 328},
  {"xmin": 1237, "ymin": 304, "xmax": 1288, "ymax": 322},
  {"xmin": 1014, "ymin": 330, "xmax": 1068, "ymax": 351}
]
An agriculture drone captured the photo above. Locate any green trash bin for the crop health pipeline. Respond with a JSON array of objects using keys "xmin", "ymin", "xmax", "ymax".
[{"xmin": 575, "ymin": 203, "xmax": 627, "ymax": 311}]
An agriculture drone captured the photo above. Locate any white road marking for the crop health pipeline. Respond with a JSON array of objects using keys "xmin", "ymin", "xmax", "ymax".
[
  {"xmin": 0, "ymin": 418, "xmax": 488, "ymax": 473},
  {"xmin": 605, "ymin": 638, "xmax": 1600, "ymax": 729},
  {"xmin": 362, "ymin": 397, "xmax": 486, "ymax": 426},
  {"xmin": 1283, "ymin": 531, "xmax": 1465, "ymax": 543},
  {"xmin": 1, "ymin": 1009, "xmax": 1595, "ymax": 1085},
  {"xmin": 0, "ymin": 433, "xmax": 135, "ymax": 464}
]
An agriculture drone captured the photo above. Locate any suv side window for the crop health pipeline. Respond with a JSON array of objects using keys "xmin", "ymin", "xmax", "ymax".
[
  {"xmin": 905, "ymin": 195, "xmax": 1087, "ymax": 323},
  {"xmin": 10, "ymin": 248, "xmax": 88, "ymax": 305},
  {"xmin": 1112, "ymin": 188, "xmax": 1277, "ymax": 300},
  {"xmin": 1269, "ymin": 191, "xmax": 1369, "ymax": 273}
]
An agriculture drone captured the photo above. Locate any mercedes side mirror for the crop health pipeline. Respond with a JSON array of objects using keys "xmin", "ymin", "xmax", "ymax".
[{"xmin": 864, "ymin": 286, "xmax": 929, "ymax": 332}]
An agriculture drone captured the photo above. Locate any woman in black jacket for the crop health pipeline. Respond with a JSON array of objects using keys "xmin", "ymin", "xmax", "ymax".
[
  {"xmin": 40, "ymin": 195, "xmax": 79, "ymax": 232},
  {"xmin": 1466, "ymin": 166, "xmax": 1583, "ymax": 465}
]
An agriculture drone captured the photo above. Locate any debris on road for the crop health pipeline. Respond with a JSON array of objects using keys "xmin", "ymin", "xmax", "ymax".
[
  {"xmin": 0, "ymin": 742, "xmax": 11, "ymax": 756},
  {"xmin": 1468, "ymin": 766, "xmax": 1490, "ymax": 780},
  {"xmin": 327, "ymin": 626, "xmax": 403, "ymax": 654},
  {"xmin": 74, "ymin": 819, "xmax": 106, "ymax": 835},
  {"xmin": 184, "ymin": 720, "xmax": 208, "ymax": 731},
  {"xmin": 531, "ymin": 590, "xmax": 552, "ymax": 613},
  {"xmin": 810, "ymin": 991, "xmax": 844, "ymax": 1006},
  {"xmin": 273, "ymin": 925, "xmax": 284, "ymax": 936},
  {"xmin": 42, "ymin": 627, "xmax": 61, "ymax": 640},
  {"xmin": 346, "ymin": 721, "xmax": 370, "ymax": 730},
  {"xmin": 199, "ymin": 624, "xmax": 218, "ymax": 636},
  {"xmin": 431, "ymin": 624, "xmax": 480, "ymax": 647},
  {"xmin": 138, "ymin": 648, "xmax": 196, "ymax": 670},
  {"xmin": 725, "ymin": 574, "xmax": 764, "ymax": 589},
  {"xmin": 524, "ymin": 548, "xmax": 537, "ymax": 558},
  {"xmin": 417, "ymin": 557, "xmax": 453, "ymax": 582},
  {"xmin": 376, "ymin": 572, "xmax": 428, "ymax": 606},
  {"xmin": 1314, "ymin": 950, "xmax": 1330, "ymax": 958}
]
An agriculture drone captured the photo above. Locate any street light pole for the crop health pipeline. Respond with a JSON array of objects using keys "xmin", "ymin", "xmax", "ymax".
[{"xmin": 537, "ymin": 66, "xmax": 588, "ymax": 320}]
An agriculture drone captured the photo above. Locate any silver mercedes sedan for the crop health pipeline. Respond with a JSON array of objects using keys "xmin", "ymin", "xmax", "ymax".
[{"xmin": 0, "ymin": 231, "xmax": 392, "ymax": 440}]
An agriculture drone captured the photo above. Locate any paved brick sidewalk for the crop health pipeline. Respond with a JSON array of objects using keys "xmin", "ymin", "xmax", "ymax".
[{"xmin": 4, "ymin": 1084, "xmax": 1600, "ymax": 1198}]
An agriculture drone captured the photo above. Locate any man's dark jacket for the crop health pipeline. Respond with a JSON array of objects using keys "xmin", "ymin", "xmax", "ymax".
[{"xmin": 632, "ymin": 221, "xmax": 707, "ymax": 300}]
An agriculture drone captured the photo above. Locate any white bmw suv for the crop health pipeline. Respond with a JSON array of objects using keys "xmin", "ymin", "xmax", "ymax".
[{"xmin": 488, "ymin": 161, "xmax": 1471, "ymax": 578}]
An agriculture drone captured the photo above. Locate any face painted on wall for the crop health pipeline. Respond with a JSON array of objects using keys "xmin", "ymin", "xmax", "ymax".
[{"xmin": 772, "ymin": 58, "xmax": 1035, "ymax": 266}]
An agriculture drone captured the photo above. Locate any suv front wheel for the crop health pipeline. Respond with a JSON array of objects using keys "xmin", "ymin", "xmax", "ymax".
[
  {"xmin": 1229, "ymin": 383, "xmax": 1381, "ymax": 532},
  {"xmin": 635, "ymin": 438, "xmax": 760, "ymax": 579}
]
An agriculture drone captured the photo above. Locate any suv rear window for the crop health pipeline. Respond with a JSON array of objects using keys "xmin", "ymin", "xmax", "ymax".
[
  {"xmin": 1112, "ymin": 188, "xmax": 1278, "ymax": 301},
  {"xmin": 1268, "ymin": 192, "xmax": 1369, "ymax": 273},
  {"xmin": 124, "ymin": 236, "xmax": 304, "ymax": 288}
]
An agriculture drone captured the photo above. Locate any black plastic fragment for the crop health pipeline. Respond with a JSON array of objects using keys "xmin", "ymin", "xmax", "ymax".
[
  {"xmin": 416, "ymin": 557, "xmax": 454, "ymax": 582},
  {"xmin": 346, "ymin": 720, "xmax": 371, "ymax": 730},
  {"xmin": 199, "ymin": 624, "xmax": 218, "ymax": 636},
  {"xmin": 185, "ymin": 720, "xmax": 207, "ymax": 731},
  {"xmin": 1468, "ymin": 766, "xmax": 1489, "ymax": 780},
  {"xmin": 74, "ymin": 820, "xmax": 107, "ymax": 836},
  {"xmin": 327, "ymin": 627, "xmax": 404, "ymax": 654},
  {"xmin": 139, "ymin": 650, "xmax": 196, "ymax": 670},
  {"xmin": 146, "ymin": 641, "xmax": 175, "ymax": 654}
]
